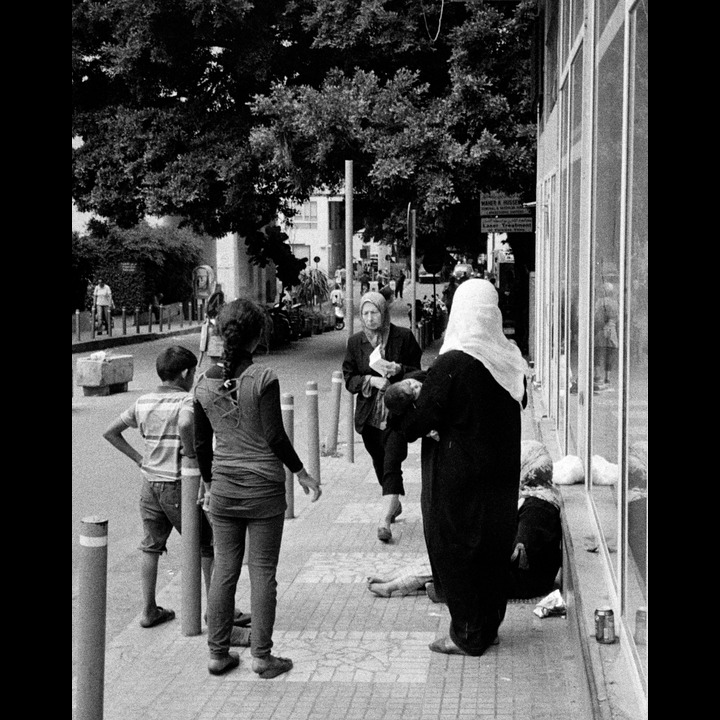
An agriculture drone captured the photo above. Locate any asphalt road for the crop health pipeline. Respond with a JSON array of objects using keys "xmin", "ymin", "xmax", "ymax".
[{"xmin": 71, "ymin": 285, "xmax": 440, "ymax": 678}]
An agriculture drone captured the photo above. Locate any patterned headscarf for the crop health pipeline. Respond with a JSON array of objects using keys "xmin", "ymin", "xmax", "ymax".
[
  {"xmin": 440, "ymin": 279, "xmax": 528, "ymax": 404},
  {"xmin": 359, "ymin": 291, "xmax": 390, "ymax": 347}
]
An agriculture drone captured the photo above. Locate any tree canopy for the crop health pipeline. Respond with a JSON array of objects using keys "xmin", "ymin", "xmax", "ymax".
[{"xmin": 73, "ymin": 0, "xmax": 538, "ymax": 279}]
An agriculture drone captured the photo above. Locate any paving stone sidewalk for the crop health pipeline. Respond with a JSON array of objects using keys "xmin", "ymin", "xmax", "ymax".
[{"xmin": 77, "ymin": 404, "xmax": 595, "ymax": 720}]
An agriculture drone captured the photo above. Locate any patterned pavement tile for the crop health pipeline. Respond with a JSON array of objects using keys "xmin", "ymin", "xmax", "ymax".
[
  {"xmin": 335, "ymin": 503, "xmax": 422, "ymax": 523},
  {"xmin": 294, "ymin": 552, "xmax": 429, "ymax": 584},
  {"xmin": 228, "ymin": 630, "xmax": 437, "ymax": 684}
]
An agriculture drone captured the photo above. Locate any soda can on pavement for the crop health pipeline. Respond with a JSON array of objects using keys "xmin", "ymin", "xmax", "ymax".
[
  {"xmin": 594, "ymin": 607, "xmax": 616, "ymax": 644},
  {"xmin": 634, "ymin": 607, "xmax": 647, "ymax": 645}
]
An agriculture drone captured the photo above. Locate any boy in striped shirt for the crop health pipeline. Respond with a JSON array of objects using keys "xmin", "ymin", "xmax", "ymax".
[{"xmin": 103, "ymin": 345, "xmax": 213, "ymax": 629}]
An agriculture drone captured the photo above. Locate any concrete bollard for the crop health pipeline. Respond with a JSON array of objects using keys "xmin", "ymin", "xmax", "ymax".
[
  {"xmin": 75, "ymin": 309, "xmax": 81, "ymax": 341},
  {"xmin": 135, "ymin": 306, "xmax": 141, "ymax": 334},
  {"xmin": 76, "ymin": 516, "xmax": 108, "ymax": 720},
  {"xmin": 121, "ymin": 307, "xmax": 127, "ymax": 335},
  {"xmin": 306, "ymin": 381, "xmax": 321, "ymax": 484},
  {"xmin": 281, "ymin": 393, "xmax": 295, "ymax": 519},
  {"xmin": 180, "ymin": 456, "xmax": 202, "ymax": 636},
  {"xmin": 325, "ymin": 371, "xmax": 343, "ymax": 455}
]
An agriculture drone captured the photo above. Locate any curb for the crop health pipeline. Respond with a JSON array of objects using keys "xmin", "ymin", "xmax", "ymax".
[{"xmin": 72, "ymin": 325, "xmax": 202, "ymax": 354}]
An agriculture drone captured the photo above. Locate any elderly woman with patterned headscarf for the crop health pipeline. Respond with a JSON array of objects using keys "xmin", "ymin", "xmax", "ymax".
[
  {"xmin": 342, "ymin": 291, "xmax": 423, "ymax": 542},
  {"xmin": 397, "ymin": 279, "xmax": 529, "ymax": 656}
]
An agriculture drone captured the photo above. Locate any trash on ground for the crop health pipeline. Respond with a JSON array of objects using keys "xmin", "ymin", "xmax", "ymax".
[{"xmin": 533, "ymin": 589, "xmax": 567, "ymax": 618}]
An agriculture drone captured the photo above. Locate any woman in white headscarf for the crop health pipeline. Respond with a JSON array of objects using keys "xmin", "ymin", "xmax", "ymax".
[
  {"xmin": 342, "ymin": 291, "xmax": 423, "ymax": 542},
  {"xmin": 397, "ymin": 279, "xmax": 528, "ymax": 656}
]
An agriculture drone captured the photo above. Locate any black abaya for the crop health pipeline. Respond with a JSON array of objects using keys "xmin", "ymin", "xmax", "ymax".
[{"xmin": 400, "ymin": 350, "xmax": 526, "ymax": 656}]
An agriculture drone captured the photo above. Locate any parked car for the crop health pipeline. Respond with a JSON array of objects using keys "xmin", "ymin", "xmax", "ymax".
[
  {"xmin": 418, "ymin": 265, "xmax": 441, "ymax": 284},
  {"xmin": 453, "ymin": 263, "xmax": 474, "ymax": 280}
]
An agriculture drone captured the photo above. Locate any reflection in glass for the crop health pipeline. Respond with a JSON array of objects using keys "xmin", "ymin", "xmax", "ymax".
[
  {"xmin": 590, "ymin": 22, "xmax": 624, "ymax": 578},
  {"xmin": 625, "ymin": 1, "xmax": 648, "ymax": 684},
  {"xmin": 567, "ymin": 46, "xmax": 583, "ymax": 453}
]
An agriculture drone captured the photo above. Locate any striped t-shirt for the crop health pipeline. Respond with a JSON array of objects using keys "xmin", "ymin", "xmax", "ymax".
[{"xmin": 120, "ymin": 387, "xmax": 193, "ymax": 482}]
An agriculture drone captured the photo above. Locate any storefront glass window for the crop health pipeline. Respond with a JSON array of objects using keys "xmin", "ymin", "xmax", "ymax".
[
  {"xmin": 545, "ymin": 7, "xmax": 559, "ymax": 114},
  {"xmin": 590, "ymin": 20, "xmax": 624, "ymax": 576},
  {"xmin": 567, "ymin": 45, "xmax": 583, "ymax": 453},
  {"xmin": 572, "ymin": 0, "xmax": 584, "ymax": 40},
  {"xmin": 558, "ymin": 84, "xmax": 569, "ymax": 438},
  {"xmin": 596, "ymin": 0, "xmax": 621, "ymax": 38},
  {"xmin": 625, "ymin": 0, "xmax": 648, "ymax": 684}
]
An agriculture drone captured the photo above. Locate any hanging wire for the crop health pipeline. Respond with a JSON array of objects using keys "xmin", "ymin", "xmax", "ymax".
[{"xmin": 420, "ymin": 0, "xmax": 446, "ymax": 44}]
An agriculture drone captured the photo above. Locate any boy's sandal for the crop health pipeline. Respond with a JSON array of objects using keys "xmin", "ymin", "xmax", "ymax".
[{"xmin": 140, "ymin": 607, "xmax": 175, "ymax": 629}]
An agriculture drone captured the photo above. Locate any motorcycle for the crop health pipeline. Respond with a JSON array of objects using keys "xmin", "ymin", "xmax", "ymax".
[{"xmin": 333, "ymin": 303, "xmax": 345, "ymax": 330}]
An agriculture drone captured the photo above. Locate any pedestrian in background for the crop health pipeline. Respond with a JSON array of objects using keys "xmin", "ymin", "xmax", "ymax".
[
  {"xmin": 395, "ymin": 270, "xmax": 406, "ymax": 299},
  {"xmin": 342, "ymin": 291, "xmax": 422, "ymax": 542},
  {"xmin": 397, "ymin": 279, "xmax": 528, "ymax": 656},
  {"xmin": 93, "ymin": 278, "xmax": 114, "ymax": 334},
  {"xmin": 359, "ymin": 269, "xmax": 371, "ymax": 295},
  {"xmin": 102, "ymin": 346, "xmax": 214, "ymax": 630},
  {"xmin": 193, "ymin": 298, "xmax": 321, "ymax": 677}
]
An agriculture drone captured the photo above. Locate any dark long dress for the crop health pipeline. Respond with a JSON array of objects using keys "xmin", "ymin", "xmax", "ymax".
[{"xmin": 400, "ymin": 349, "xmax": 527, "ymax": 656}]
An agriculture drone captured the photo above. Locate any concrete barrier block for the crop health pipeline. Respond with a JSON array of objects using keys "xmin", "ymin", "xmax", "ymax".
[{"xmin": 76, "ymin": 354, "xmax": 134, "ymax": 395}]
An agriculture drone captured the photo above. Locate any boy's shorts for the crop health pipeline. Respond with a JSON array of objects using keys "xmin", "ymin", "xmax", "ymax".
[{"xmin": 139, "ymin": 479, "xmax": 214, "ymax": 557}]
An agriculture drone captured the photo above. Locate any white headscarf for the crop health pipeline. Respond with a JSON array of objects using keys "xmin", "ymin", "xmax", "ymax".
[{"xmin": 440, "ymin": 279, "xmax": 528, "ymax": 404}]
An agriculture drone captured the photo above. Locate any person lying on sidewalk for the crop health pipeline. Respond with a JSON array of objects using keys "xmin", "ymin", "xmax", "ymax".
[{"xmin": 367, "ymin": 440, "xmax": 562, "ymax": 602}]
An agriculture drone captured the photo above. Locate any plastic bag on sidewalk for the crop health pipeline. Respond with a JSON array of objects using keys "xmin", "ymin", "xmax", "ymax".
[{"xmin": 533, "ymin": 589, "xmax": 567, "ymax": 618}]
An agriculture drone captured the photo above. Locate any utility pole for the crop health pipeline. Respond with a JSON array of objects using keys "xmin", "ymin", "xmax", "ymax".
[{"xmin": 345, "ymin": 161, "xmax": 355, "ymax": 462}]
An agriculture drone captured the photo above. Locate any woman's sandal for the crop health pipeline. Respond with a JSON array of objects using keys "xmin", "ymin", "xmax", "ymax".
[
  {"xmin": 428, "ymin": 635, "xmax": 499, "ymax": 655},
  {"xmin": 252, "ymin": 655, "xmax": 293, "ymax": 679},
  {"xmin": 208, "ymin": 651, "xmax": 240, "ymax": 676},
  {"xmin": 428, "ymin": 636, "xmax": 468, "ymax": 655},
  {"xmin": 390, "ymin": 502, "xmax": 403, "ymax": 523},
  {"xmin": 377, "ymin": 526, "xmax": 392, "ymax": 542}
]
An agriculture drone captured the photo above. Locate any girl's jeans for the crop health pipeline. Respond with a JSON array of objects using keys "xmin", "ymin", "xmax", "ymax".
[{"xmin": 207, "ymin": 502, "xmax": 285, "ymax": 659}]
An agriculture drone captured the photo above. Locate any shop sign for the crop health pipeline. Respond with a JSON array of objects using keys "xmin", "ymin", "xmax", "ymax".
[
  {"xmin": 480, "ymin": 193, "xmax": 530, "ymax": 216},
  {"xmin": 481, "ymin": 216, "xmax": 534, "ymax": 233}
]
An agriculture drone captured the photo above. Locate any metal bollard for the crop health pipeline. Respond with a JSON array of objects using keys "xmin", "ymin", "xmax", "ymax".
[
  {"xmin": 135, "ymin": 306, "xmax": 140, "ymax": 333},
  {"xmin": 148, "ymin": 304, "xmax": 153, "ymax": 332},
  {"xmin": 121, "ymin": 307, "xmax": 127, "ymax": 335},
  {"xmin": 325, "ymin": 371, "xmax": 343, "ymax": 456},
  {"xmin": 76, "ymin": 516, "xmax": 108, "ymax": 720},
  {"xmin": 167, "ymin": 304, "xmax": 172, "ymax": 330},
  {"xmin": 306, "ymin": 381, "xmax": 321, "ymax": 484},
  {"xmin": 180, "ymin": 456, "xmax": 202, "ymax": 636},
  {"xmin": 91, "ymin": 303, "xmax": 96, "ymax": 340},
  {"xmin": 180, "ymin": 302, "xmax": 184, "ymax": 328},
  {"xmin": 159, "ymin": 305, "xmax": 164, "ymax": 332},
  {"xmin": 281, "ymin": 393, "xmax": 295, "ymax": 519},
  {"xmin": 346, "ymin": 387, "xmax": 355, "ymax": 463},
  {"xmin": 75, "ymin": 309, "xmax": 81, "ymax": 341}
]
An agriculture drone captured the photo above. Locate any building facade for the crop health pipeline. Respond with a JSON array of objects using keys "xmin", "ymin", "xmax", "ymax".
[
  {"xmin": 284, "ymin": 193, "xmax": 347, "ymax": 278},
  {"xmin": 534, "ymin": 0, "xmax": 647, "ymax": 703}
]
